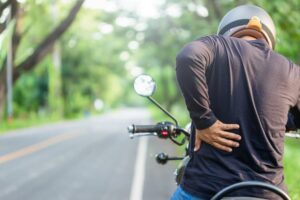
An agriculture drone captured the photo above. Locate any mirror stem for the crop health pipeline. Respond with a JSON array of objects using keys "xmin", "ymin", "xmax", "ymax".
[{"xmin": 147, "ymin": 96, "xmax": 178, "ymax": 126}]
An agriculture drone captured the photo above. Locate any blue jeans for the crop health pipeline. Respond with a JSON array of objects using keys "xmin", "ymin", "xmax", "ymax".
[
  {"xmin": 170, "ymin": 186, "xmax": 205, "ymax": 200},
  {"xmin": 170, "ymin": 187, "xmax": 267, "ymax": 200}
]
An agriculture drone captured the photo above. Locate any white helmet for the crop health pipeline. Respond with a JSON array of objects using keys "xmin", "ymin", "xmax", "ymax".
[{"xmin": 217, "ymin": 5, "xmax": 276, "ymax": 49}]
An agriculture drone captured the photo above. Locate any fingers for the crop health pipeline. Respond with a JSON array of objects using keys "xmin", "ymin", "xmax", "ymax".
[
  {"xmin": 194, "ymin": 135, "xmax": 202, "ymax": 152},
  {"xmin": 196, "ymin": 133, "xmax": 240, "ymax": 152},
  {"xmin": 212, "ymin": 131, "xmax": 241, "ymax": 151},
  {"xmin": 211, "ymin": 142, "xmax": 233, "ymax": 152},
  {"xmin": 221, "ymin": 123, "xmax": 240, "ymax": 130},
  {"xmin": 216, "ymin": 137, "xmax": 239, "ymax": 148},
  {"xmin": 220, "ymin": 131, "xmax": 242, "ymax": 141}
]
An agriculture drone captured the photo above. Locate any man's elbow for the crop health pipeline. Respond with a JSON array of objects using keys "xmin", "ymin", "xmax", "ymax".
[{"xmin": 176, "ymin": 42, "xmax": 199, "ymax": 66}]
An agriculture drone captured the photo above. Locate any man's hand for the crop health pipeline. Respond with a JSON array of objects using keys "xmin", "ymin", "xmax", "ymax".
[{"xmin": 194, "ymin": 120, "xmax": 241, "ymax": 152}]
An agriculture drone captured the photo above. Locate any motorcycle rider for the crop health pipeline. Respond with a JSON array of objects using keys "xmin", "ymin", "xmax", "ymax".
[{"xmin": 172, "ymin": 4, "xmax": 300, "ymax": 200}]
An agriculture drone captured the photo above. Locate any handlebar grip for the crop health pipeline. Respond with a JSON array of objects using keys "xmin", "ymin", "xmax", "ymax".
[{"xmin": 128, "ymin": 124, "xmax": 161, "ymax": 133}]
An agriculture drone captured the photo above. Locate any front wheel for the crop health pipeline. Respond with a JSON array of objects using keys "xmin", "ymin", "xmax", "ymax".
[{"xmin": 210, "ymin": 181, "xmax": 290, "ymax": 200}]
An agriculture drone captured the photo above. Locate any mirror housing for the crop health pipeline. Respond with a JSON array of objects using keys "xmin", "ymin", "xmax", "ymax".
[
  {"xmin": 133, "ymin": 74, "xmax": 178, "ymax": 127},
  {"xmin": 133, "ymin": 75, "xmax": 156, "ymax": 97}
]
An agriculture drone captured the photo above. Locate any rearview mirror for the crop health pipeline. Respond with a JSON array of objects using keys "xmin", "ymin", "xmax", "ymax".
[{"xmin": 133, "ymin": 75, "xmax": 156, "ymax": 97}]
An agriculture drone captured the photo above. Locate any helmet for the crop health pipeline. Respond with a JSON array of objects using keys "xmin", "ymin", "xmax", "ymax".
[{"xmin": 217, "ymin": 5, "xmax": 276, "ymax": 49}]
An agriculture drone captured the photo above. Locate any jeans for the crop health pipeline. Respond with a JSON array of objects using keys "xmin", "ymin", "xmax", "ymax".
[
  {"xmin": 170, "ymin": 186, "xmax": 205, "ymax": 200},
  {"xmin": 170, "ymin": 186, "xmax": 267, "ymax": 200}
]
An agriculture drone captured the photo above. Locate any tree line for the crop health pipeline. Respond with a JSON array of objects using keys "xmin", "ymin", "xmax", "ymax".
[{"xmin": 0, "ymin": 0, "xmax": 299, "ymax": 122}]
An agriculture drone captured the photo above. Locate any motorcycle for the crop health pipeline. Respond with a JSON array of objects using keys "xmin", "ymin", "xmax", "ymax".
[{"xmin": 127, "ymin": 74, "xmax": 299, "ymax": 200}]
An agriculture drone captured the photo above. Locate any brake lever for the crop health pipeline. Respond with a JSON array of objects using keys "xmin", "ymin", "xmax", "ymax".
[
  {"xmin": 175, "ymin": 127, "xmax": 190, "ymax": 138},
  {"xmin": 129, "ymin": 132, "xmax": 157, "ymax": 139},
  {"xmin": 169, "ymin": 135, "xmax": 186, "ymax": 146}
]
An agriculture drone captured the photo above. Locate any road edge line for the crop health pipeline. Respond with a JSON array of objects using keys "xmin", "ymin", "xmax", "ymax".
[{"xmin": 129, "ymin": 137, "xmax": 148, "ymax": 200}]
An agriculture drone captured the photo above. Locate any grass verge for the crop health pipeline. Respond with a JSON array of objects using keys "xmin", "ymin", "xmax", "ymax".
[
  {"xmin": 284, "ymin": 138, "xmax": 300, "ymax": 199},
  {"xmin": 0, "ymin": 116, "xmax": 62, "ymax": 134}
]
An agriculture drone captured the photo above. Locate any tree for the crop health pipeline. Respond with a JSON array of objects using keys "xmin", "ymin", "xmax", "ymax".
[{"xmin": 0, "ymin": 0, "xmax": 85, "ymax": 120}]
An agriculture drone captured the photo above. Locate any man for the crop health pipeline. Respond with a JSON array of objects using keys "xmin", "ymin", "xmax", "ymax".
[{"xmin": 172, "ymin": 4, "xmax": 300, "ymax": 200}]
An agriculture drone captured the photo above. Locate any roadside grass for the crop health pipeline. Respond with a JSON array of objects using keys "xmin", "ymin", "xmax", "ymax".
[
  {"xmin": 0, "ymin": 110, "xmax": 105, "ymax": 134},
  {"xmin": 0, "ymin": 109, "xmax": 109, "ymax": 134},
  {"xmin": 150, "ymin": 107, "xmax": 300, "ymax": 198},
  {"xmin": 0, "ymin": 116, "xmax": 62, "ymax": 134},
  {"xmin": 284, "ymin": 138, "xmax": 300, "ymax": 199}
]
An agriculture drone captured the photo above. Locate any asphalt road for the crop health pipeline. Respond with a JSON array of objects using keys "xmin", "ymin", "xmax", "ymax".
[{"xmin": 0, "ymin": 108, "xmax": 178, "ymax": 200}]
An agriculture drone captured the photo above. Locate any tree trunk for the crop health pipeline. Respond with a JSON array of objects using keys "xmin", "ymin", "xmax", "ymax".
[
  {"xmin": 0, "ymin": 0, "xmax": 20, "ymax": 121},
  {"xmin": 206, "ymin": 0, "xmax": 223, "ymax": 20},
  {"xmin": 0, "ymin": 70, "xmax": 6, "ymax": 122}
]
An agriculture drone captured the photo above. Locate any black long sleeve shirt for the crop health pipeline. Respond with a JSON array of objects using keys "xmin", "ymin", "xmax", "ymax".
[{"xmin": 176, "ymin": 35, "xmax": 300, "ymax": 199}]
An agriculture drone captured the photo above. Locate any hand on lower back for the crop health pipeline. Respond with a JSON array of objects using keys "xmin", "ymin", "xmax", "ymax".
[{"xmin": 194, "ymin": 120, "xmax": 241, "ymax": 152}]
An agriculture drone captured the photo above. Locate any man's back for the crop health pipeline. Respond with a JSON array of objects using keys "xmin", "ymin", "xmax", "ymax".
[{"xmin": 176, "ymin": 35, "xmax": 300, "ymax": 199}]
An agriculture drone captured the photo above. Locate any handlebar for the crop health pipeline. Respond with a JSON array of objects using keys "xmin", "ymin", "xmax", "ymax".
[
  {"xmin": 127, "ymin": 121, "xmax": 190, "ymax": 146},
  {"xmin": 128, "ymin": 124, "xmax": 164, "ymax": 134}
]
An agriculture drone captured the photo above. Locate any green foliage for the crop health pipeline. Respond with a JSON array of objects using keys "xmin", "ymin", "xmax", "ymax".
[
  {"xmin": 48, "ymin": 52, "xmax": 63, "ymax": 117},
  {"xmin": 59, "ymin": 7, "xmax": 131, "ymax": 117},
  {"xmin": 13, "ymin": 60, "xmax": 48, "ymax": 116},
  {"xmin": 252, "ymin": 0, "xmax": 300, "ymax": 64},
  {"xmin": 284, "ymin": 139, "xmax": 300, "ymax": 199},
  {"xmin": 0, "ymin": 114, "xmax": 61, "ymax": 133},
  {"xmin": 9, "ymin": 1, "xmax": 135, "ymax": 119}
]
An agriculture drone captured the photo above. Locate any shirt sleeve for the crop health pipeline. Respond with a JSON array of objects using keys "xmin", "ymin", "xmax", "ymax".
[{"xmin": 176, "ymin": 37, "xmax": 217, "ymax": 130}]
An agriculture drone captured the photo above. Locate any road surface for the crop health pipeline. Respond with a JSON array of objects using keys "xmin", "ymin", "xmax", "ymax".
[{"xmin": 0, "ymin": 108, "xmax": 178, "ymax": 200}]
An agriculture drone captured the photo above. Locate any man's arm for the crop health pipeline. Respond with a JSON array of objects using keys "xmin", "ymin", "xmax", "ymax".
[
  {"xmin": 176, "ymin": 39, "xmax": 217, "ymax": 129},
  {"xmin": 176, "ymin": 37, "xmax": 241, "ymax": 152}
]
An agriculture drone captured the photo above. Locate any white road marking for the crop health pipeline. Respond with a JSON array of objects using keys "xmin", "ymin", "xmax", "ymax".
[{"xmin": 130, "ymin": 137, "xmax": 148, "ymax": 200}]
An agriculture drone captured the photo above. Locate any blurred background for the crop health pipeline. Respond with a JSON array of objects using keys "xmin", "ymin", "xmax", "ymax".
[{"xmin": 0, "ymin": 0, "xmax": 299, "ymax": 199}]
